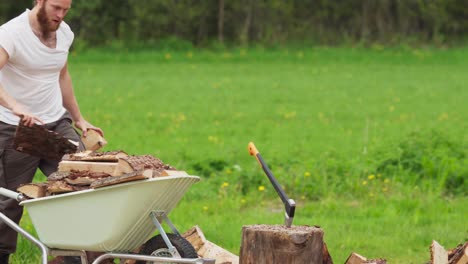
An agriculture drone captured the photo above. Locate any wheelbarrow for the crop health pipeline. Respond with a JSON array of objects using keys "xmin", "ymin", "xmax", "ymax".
[{"xmin": 0, "ymin": 175, "xmax": 215, "ymax": 264}]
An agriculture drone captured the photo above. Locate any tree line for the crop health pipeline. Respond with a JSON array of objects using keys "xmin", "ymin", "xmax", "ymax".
[{"xmin": 1, "ymin": 0, "xmax": 467, "ymax": 48}]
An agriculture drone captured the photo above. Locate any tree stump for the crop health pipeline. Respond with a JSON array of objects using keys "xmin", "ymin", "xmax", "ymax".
[{"xmin": 239, "ymin": 225, "xmax": 328, "ymax": 264}]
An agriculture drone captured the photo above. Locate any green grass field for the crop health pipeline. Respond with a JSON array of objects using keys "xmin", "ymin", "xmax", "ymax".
[{"xmin": 10, "ymin": 47, "xmax": 468, "ymax": 263}]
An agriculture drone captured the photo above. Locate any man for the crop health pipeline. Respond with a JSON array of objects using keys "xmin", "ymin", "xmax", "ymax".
[{"xmin": 0, "ymin": 0, "xmax": 103, "ymax": 262}]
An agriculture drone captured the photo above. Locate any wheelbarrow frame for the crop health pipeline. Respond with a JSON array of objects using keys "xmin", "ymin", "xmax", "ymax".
[{"xmin": 0, "ymin": 176, "xmax": 215, "ymax": 264}]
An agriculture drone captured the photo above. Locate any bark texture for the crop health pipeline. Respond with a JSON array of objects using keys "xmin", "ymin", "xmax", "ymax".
[{"xmin": 239, "ymin": 225, "xmax": 325, "ymax": 264}]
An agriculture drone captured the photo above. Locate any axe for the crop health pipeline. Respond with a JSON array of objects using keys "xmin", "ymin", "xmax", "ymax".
[{"xmin": 248, "ymin": 142, "xmax": 296, "ymax": 227}]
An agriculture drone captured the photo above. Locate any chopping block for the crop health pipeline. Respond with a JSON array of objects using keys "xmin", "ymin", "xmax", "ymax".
[{"xmin": 239, "ymin": 224, "xmax": 331, "ymax": 264}]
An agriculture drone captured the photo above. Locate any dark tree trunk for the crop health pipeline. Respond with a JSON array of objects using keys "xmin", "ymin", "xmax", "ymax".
[{"xmin": 218, "ymin": 0, "xmax": 224, "ymax": 43}]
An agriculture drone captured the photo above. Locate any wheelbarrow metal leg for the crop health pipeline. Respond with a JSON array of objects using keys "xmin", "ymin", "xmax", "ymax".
[
  {"xmin": 0, "ymin": 212, "xmax": 48, "ymax": 264},
  {"xmin": 150, "ymin": 211, "xmax": 181, "ymax": 258}
]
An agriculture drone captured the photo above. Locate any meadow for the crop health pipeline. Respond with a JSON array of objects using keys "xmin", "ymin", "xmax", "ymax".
[{"xmin": 11, "ymin": 47, "xmax": 468, "ymax": 263}]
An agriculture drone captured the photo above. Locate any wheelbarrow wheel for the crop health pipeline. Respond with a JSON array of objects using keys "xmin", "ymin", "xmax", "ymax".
[{"xmin": 136, "ymin": 233, "xmax": 198, "ymax": 263}]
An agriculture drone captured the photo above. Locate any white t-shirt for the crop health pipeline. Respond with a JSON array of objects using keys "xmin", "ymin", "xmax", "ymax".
[{"xmin": 0, "ymin": 9, "xmax": 74, "ymax": 125}]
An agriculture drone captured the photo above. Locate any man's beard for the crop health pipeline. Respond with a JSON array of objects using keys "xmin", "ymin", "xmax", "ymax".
[{"xmin": 37, "ymin": 2, "xmax": 59, "ymax": 39}]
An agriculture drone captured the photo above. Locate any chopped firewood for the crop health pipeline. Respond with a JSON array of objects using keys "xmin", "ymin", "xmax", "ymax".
[
  {"xmin": 449, "ymin": 242, "xmax": 468, "ymax": 264},
  {"xmin": 17, "ymin": 183, "xmax": 48, "ymax": 198},
  {"xmin": 90, "ymin": 170, "xmax": 153, "ymax": 188},
  {"xmin": 161, "ymin": 170, "xmax": 189, "ymax": 177},
  {"xmin": 64, "ymin": 177, "xmax": 99, "ymax": 186},
  {"xmin": 48, "ymin": 171, "xmax": 72, "ymax": 181},
  {"xmin": 47, "ymin": 181, "xmax": 76, "ymax": 194},
  {"xmin": 323, "ymin": 242, "xmax": 333, "ymax": 264},
  {"xmin": 63, "ymin": 150, "xmax": 128, "ymax": 162},
  {"xmin": 345, "ymin": 253, "xmax": 367, "ymax": 264},
  {"xmin": 13, "ymin": 119, "xmax": 78, "ymax": 160},
  {"xmin": 366, "ymin": 259, "xmax": 387, "ymax": 264},
  {"xmin": 115, "ymin": 155, "xmax": 176, "ymax": 175},
  {"xmin": 431, "ymin": 240, "xmax": 448, "ymax": 264},
  {"xmin": 48, "ymin": 170, "xmax": 112, "ymax": 186},
  {"xmin": 81, "ymin": 129, "xmax": 107, "ymax": 151},
  {"xmin": 58, "ymin": 160, "xmax": 118, "ymax": 175},
  {"xmin": 345, "ymin": 253, "xmax": 386, "ymax": 264},
  {"xmin": 183, "ymin": 225, "xmax": 239, "ymax": 264}
]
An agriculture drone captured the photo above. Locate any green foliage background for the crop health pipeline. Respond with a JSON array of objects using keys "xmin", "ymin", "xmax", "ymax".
[{"xmin": 2, "ymin": 0, "xmax": 468, "ymax": 47}]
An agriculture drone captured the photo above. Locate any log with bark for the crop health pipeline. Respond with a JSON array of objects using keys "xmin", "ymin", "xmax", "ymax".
[
  {"xmin": 115, "ymin": 155, "xmax": 176, "ymax": 175},
  {"xmin": 448, "ymin": 242, "xmax": 468, "ymax": 264},
  {"xmin": 345, "ymin": 253, "xmax": 387, "ymax": 264},
  {"xmin": 183, "ymin": 225, "xmax": 239, "ymax": 264},
  {"xmin": 13, "ymin": 119, "xmax": 78, "ymax": 160},
  {"xmin": 62, "ymin": 150, "xmax": 128, "ymax": 162},
  {"xmin": 90, "ymin": 170, "xmax": 153, "ymax": 188}
]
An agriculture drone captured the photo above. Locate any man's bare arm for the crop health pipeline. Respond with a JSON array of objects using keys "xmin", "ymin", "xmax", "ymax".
[
  {"xmin": 59, "ymin": 61, "xmax": 103, "ymax": 136},
  {"xmin": 0, "ymin": 47, "xmax": 43, "ymax": 126}
]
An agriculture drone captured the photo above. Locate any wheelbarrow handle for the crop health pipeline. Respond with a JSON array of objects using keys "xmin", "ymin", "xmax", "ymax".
[
  {"xmin": 0, "ymin": 187, "xmax": 26, "ymax": 202},
  {"xmin": 248, "ymin": 142, "xmax": 295, "ymax": 227}
]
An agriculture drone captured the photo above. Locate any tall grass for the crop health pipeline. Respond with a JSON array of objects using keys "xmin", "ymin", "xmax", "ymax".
[{"xmin": 9, "ymin": 47, "xmax": 468, "ymax": 263}]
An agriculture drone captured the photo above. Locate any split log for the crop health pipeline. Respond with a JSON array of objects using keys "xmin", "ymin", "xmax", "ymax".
[
  {"xmin": 47, "ymin": 181, "xmax": 77, "ymax": 194},
  {"xmin": 345, "ymin": 253, "xmax": 386, "ymax": 264},
  {"xmin": 239, "ymin": 225, "xmax": 326, "ymax": 264},
  {"xmin": 48, "ymin": 170, "xmax": 111, "ymax": 181},
  {"xmin": 161, "ymin": 170, "xmax": 189, "ymax": 177},
  {"xmin": 323, "ymin": 242, "xmax": 333, "ymax": 264},
  {"xmin": 90, "ymin": 170, "xmax": 153, "ymax": 188},
  {"xmin": 449, "ymin": 242, "xmax": 468, "ymax": 264},
  {"xmin": 63, "ymin": 150, "xmax": 127, "ymax": 162},
  {"xmin": 13, "ymin": 120, "xmax": 77, "ymax": 160},
  {"xmin": 431, "ymin": 240, "xmax": 448, "ymax": 264},
  {"xmin": 115, "ymin": 155, "xmax": 176, "ymax": 175},
  {"xmin": 345, "ymin": 253, "xmax": 367, "ymax": 264},
  {"xmin": 366, "ymin": 259, "xmax": 387, "ymax": 264},
  {"xmin": 58, "ymin": 161, "xmax": 118, "ymax": 175},
  {"xmin": 183, "ymin": 225, "xmax": 239, "ymax": 264},
  {"xmin": 17, "ymin": 183, "xmax": 48, "ymax": 198},
  {"xmin": 81, "ymin": 129, "xmax": 107, "ymax": 151}
]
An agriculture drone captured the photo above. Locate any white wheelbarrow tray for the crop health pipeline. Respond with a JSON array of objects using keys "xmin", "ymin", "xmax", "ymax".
[{"xmin": 20, "ymin": 175, "xmax": 199, "ymax": 252}]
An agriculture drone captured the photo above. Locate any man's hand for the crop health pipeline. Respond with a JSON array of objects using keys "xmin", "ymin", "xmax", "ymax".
[
  {"xmin": 12, "ymin": 105, "xmax": 44, "ymax": 127},
  {"xmin": 74, "ymin": 118, "xmax": 104, "ymax": 137}
]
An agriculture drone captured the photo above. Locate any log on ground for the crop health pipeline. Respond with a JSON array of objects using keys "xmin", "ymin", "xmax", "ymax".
[
  {"xmin": 449, "ymin": 242, "xmax": 468, "ymax": 264},
  {"xmin": 431, "ymin": 240, "xmax": 449, "ymax": 264}
]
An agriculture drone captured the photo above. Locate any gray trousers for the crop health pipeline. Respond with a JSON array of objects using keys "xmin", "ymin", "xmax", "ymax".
[{"xmin": 0, "ymin": 113, "xmax": 83, "ymax": 254}]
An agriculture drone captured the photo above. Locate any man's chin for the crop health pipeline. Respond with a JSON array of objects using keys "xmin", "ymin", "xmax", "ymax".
[{"xmin": 49, "ymin": 21, "xmax": 61, "ymax": 31}]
